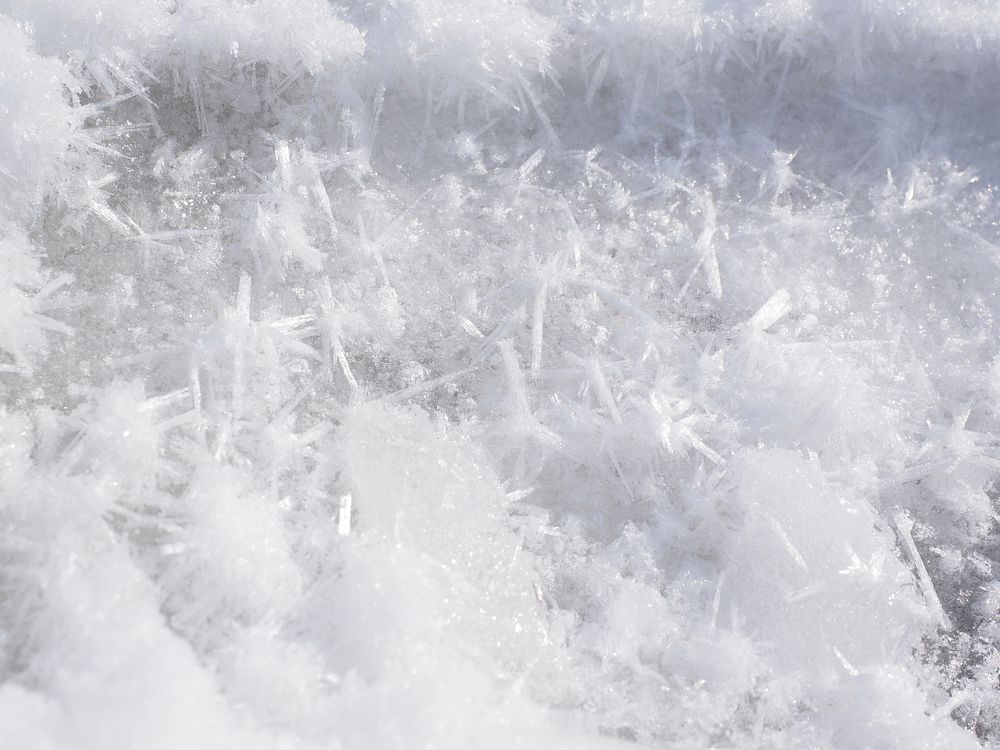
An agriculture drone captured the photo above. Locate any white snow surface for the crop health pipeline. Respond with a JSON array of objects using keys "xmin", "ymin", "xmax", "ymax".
[{"xmin": 1, "ymin": 1, "xmax": 1000, "ymax": 747}]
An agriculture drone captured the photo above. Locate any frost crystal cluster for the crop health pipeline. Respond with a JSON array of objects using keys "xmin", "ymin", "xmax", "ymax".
[{"xmin": 2, "ymin": 1, "xmax": 1000, "ymax": 748}]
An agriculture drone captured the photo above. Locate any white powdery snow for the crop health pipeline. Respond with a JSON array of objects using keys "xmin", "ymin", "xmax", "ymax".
[{"xmin": 1, "ymin": 1, "xmax": 1000, "ymax": 748}]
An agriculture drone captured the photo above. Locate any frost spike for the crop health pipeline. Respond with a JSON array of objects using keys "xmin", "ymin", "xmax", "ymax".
[
  {"xmin": 499, "ymin": 341, "xmax": 531, "ymax": 427},
  {"xmin": 893, "ymin": 512, "xmax": 952, "ymax": 631},
  {"xmin": 338, "ymin": 493, "xmax": 353, "ymax": 536},
  {"xmin": 747, "ymin": 289, "xmax": 792, "ymax": 332},
  {"xmin": 585, "ymin": 51, "xmax": 610, "ymax": 107},
  {"xmin": 530, "ymin": 280, "xmax": 547, "ymax": 378},
  {"xmin": 588, "ymin": 359, "xmax": 622, "ymax": 426}
]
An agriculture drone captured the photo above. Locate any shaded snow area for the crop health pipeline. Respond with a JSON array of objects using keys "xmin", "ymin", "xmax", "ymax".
[{"xmin": 5, "ymin": 1, "xmax": 1000, "ymax": 748}]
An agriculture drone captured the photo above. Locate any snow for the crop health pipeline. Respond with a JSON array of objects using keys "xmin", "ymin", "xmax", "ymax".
[{"xmin": 1, "ymin": 0, "xmax": 1000, "ymax": 747}]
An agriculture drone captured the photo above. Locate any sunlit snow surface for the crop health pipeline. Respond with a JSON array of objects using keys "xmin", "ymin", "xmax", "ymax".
[{"xmin": 2, "ymin": 1, "xmax": 1000, "ymax": 747}]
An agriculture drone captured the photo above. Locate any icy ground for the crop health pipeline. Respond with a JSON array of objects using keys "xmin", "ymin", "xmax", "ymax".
[{"xmin": 2, "ymin": 1, "xmax": 1000, "ymax": 747}]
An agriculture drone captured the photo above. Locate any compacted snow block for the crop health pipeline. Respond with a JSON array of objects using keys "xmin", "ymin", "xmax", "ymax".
[
  {"xmin": 318, "ymin": 402, "xmax": 553, "ymax": 747},
  {"xmin": 723, "ymin": 450, "xmax": 927, "ymax": 680}
]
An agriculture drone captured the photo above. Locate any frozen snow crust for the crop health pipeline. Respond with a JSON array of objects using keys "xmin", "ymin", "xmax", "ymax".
[{"xmin": 2, "ymin": 0, "xmax": 1000, "ymax": 747}]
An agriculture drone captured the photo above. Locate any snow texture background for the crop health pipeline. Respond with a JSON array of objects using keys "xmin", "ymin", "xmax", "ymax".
[{"xmin": 1, "ymin": 1, "xmax": 1000, "ymax": 747}]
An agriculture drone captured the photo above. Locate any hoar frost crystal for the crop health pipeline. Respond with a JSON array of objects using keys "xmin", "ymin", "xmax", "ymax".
[{"xmin": 1, "ymin": 1, "xmax": 1000, "ymax": 748}]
